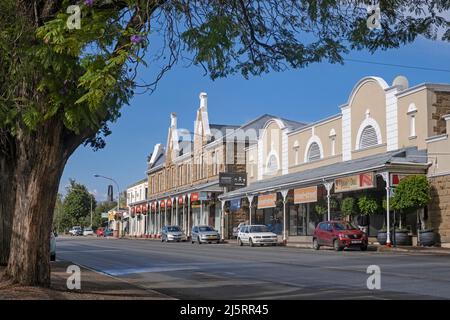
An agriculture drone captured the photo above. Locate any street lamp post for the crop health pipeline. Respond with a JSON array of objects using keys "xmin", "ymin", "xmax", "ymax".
[{"xmin": 94, "ymin": 174, "xmax": 121, "ymax": 234}]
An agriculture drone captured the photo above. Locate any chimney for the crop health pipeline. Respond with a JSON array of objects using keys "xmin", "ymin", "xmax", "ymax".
[
  {"xmin": 199, "ymin": 92, "xmax": 207, "ymax": 110},
  {"xmin": 170, "ymin": 112, "xmax": 177, "ymax": 128}
]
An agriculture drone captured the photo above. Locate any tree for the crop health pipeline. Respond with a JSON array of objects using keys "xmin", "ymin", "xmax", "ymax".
[
  {"xmin": 357, "ymin": 195, "xmax": 379, "ymax": 216},
  {"xmin": 341, "ymin": 197, "xmax": 356, "ymax": 217},
  {"xmin": 92, "ymin": 200, "xmax": 117, "ymax": 228},
  {"xmin": 0, "ymin": 0, "xmax": 448, "ymax": 286},
  {"xmin": 63, "ymin": 179, "xmax": 96, "ymax": 227},
  {"xmin": 391, "ymin": 175, "xmax": 431, "ymax": 229}
]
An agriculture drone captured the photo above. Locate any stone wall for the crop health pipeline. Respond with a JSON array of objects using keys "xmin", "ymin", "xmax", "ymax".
[
  {"xmin": 429, "ymin": 174, "xmax": 450, "ymax": 245},
  {"xmin": 432, "ymin": 91, "xmax": 450, "ymax": 135}
]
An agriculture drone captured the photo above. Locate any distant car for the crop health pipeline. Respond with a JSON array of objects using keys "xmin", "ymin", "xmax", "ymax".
[
  {"xmin": 237, "ymin": 225, "xmax": 278, "ymax": 247},
  {"xmin": 50, "ymin": 232, "xmax": 56, "ymax": 261},
  {"xmin": 232, "ymin": 222, "xmax": 246, "ymax": 238},
  {"xmin": 103, "ymin": 228, "xmax": 113, "ymax": 237},
  {"xmin": 69, "ymin": 226, "xmax": 82, "ymax": 236},
  {"xmin": 191, "ymin": 225, "xmax": 221, "ymax": 244},
  {"xmin": 161, "ymin": 225, "xmax": 187, "ymax": 242},
  {"xmin": 313, "ymin": 221, "xmax": 368, "ymax": 251},
  {"xmin": 83, "ymin": 227, "xmax": 94, "ymax": 236},
  {"xmin": 96, "ymin": 227, "xmax": 105, "ymax": 237}
]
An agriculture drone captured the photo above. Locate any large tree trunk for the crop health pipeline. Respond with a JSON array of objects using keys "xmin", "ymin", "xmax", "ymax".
[
  {"xmin": 0, "ymin": 134, "xmax": 17, "ymax": 266},
  {"xmin": 4, "ymin": 119, "xmax": 72, "ymax": 286}
]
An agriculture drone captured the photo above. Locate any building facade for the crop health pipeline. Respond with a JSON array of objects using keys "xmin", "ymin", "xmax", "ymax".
[
  {"xmin": 126, "ymin": 178, "xmax": 148, "ymax": 237},
  {"xmin": 221, "ymin": 75, "xmax": 450, "ymax": 245},
  {"xmin": 126, "ymin": 75, "xmax": 450, "ymax": 246}
]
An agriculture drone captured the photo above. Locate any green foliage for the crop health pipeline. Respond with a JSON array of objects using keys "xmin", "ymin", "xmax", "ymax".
[
  {"xmin": 314, "ymin": 198, "xmax": 338, "ymax": 215},
  {"xmin": 357, "ymin": 195, "xmax": 379, "ymax": 216},
  {"xmin": 391, "ymin": 175, "xmax": 431, "ymax": 213},
  {"xmin": 63, "ymin": 179, "xmax": 96, "ymax": 226},
  {"xmin": 341, "ymin": 197, "xmax": 356, "ymax": 216}
]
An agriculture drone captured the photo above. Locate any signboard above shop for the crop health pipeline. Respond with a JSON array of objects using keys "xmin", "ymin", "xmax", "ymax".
[
  {"xmin": 294, "ymin": 186, "xmax": 318, "ymax": 204},
  {"xmin": 257, "ymin": 193, "xmax": 277, "ymax": 209},
  {"xmin": 219, "ymin": 172, "xmax": 247, "ymax": 187},
  {"xmin": 334, "ymin": 172, "xmax": 375, "ymax": 193}
]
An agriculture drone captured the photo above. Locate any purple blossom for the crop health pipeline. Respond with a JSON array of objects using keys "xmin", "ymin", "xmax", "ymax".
[
  {"xmin": 84, "ymin": 0, "xmax": 94, "ymax": 7},
  {"xmin": 130, "ymin": 35, "xmax": 143, "ymax": 44}
]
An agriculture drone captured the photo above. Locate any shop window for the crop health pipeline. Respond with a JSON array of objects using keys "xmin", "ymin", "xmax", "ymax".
[
  {"xmin": 359, "ymin": 125, "xmax": 378, "ymax": 149},
  {"xmin": 306, "ymin": 142, "xmax": 321, "ymax": 162}
]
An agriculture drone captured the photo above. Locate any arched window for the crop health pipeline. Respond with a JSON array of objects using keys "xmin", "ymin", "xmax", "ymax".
[
  {"xmin": 307, "ymin": 142, "xmax": 321, "ymax": 162},
  {"xmin": 359, "ymin": 125, "xmax": 378, "ymax": 149},
  {"xmin": 266, "ymin": 154, "xmax": 279, "ymax": 174}
]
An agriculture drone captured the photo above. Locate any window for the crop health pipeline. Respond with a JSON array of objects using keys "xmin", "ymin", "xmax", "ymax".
[
  {"xmin": 359, "ymin": 125, "xmax": 378, "ymax": 149},
  {"xmin": 307, "ymin": 142, "xmax": 321, "ymax": 162},
  {"xmin": 293, "ymin": 140, "xmax": 300, "ymax": 165},
  {"xmin": 408, "ymin": 103, "xmax": 417, "ymax": 138},
  {"xmin": 266, "ymin": 154, "xmax": 279, "ymax": 174}
]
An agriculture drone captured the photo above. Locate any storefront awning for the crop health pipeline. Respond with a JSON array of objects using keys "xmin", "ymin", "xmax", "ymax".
[
  {"xmin": 219, "ymin": 147, "xmax": 429, "ymax": 201},
  {"xmin": 148, "ymin": 180, "xmax": 223, "ymax": 202}
]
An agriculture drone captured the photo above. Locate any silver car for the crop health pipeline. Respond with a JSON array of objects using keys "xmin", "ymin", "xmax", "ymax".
[
  {"xmin": 191, "ymin": 225, "xmax": 221, "ymax": 244},
  {"xmin": 161, "ymin": 225, "xmax": 187, "ymax": 242}
]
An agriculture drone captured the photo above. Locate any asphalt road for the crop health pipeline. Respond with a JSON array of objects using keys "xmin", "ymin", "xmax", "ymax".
[{"xmin": 56, "ymin": 237, "xmax": 450, "ymax": 299}]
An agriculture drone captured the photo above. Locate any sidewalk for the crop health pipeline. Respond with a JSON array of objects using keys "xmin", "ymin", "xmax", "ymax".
[{"xmin": 0, "ymin": 261, "xmax": 174, "ymax": 300}]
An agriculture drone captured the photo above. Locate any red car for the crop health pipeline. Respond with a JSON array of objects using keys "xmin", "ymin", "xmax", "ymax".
[
  {"xmin": 313, "ymin": 221, "xmax": 368, "ymax": 251},
  {"xmin": 96, "ymin": 227, "xmax": 105, "ymax": 237}
]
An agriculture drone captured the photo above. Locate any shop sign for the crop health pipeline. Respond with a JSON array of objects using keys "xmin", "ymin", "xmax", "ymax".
[
  {"xmin": 219, "ymin": 172, "xmax": 247, "ymax": 187},
  {"xmin": 191, "ymin": 193, "xmax": 199, "ymax": 202},
  {"xmin": 294, "ymin": 186, "xmax": 318, "ymax": 204},
  {"xmin": 334, "ymin": 173, "xmax": 375, "ymax": 193},
  {"xmin": 101, "ymin": 212, "xmax": 109, "ymax": 218},
  {"xmin": 257, "ymin": 193, "xmax": 277, "ymax": 209},
  {"xmin": 230, "ymin": 199, "xmax": 241, "ymax": 211},
  {"xmin": 199, "ymin": 192, "xmax": 209, "ymax": 201},
  {"xmin": 391, "ymin": 174, "xmax": 413, "ymax": 186}
]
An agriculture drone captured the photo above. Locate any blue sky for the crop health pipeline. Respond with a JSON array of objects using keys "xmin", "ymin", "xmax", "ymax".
[{"xmin": 59, "ymin": 37, "xmax": 450, "ymax": 201}]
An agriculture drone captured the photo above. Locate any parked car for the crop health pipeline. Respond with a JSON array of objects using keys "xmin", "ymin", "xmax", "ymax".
[
  {"xmin": 161, "ymin": 225, "xmax": 187, "ymax": 242},
  {"xmin": 96, "ymin": 227, "xmax": 105, "ymax": 237},
  {"xmin": 50, "ymin": 231, "xmax": 56, "ymax": 261},
  {"xmin": 69, "ymin": 226, "xmax": 82, "ymax": 236},
  {"xmin": 103, "ymin": 228, "xmax": 113, "ymax": 237},
  {"xmin": 237, "ymin": 225, "xmax": 278, "ymax": 247},
  {"xmin": 191, "ymin": 225, "xmax": 220, "ymax": 244},
  {"xmin": 313, "ymin": 221, "xmax": 368, "ymax": 251},
  {"xmin": 232, "ymin": 222, "xmax": 246, "ymax": 238},
  {"xmin": 83, "ymin": 227, "xmax": 94, "ymax": 236}
]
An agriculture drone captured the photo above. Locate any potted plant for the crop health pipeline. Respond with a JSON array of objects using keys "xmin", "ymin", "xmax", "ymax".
[{"xmin": 391, "ymin": 175, "xmax": 433, "ymax": 246}]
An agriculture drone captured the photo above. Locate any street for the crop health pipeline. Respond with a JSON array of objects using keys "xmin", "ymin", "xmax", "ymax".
[{"xmin": 56, "ymin": 237, "xmax": 450, "ymax": 299}]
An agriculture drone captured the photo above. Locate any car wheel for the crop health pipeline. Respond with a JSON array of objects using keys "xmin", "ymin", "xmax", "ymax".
[
  {"xmin": 249, "ymin": 238, "xmax": 255, "ymax": 247},
  {"xmin": 313, "ymin": 238, "xmax": 320, "ymax": 250},
  {"xmin": 360, "ymin": 245, "xmax": 368, "ymax": 251},
  {"xmin": 238, "ymin": 238, "xmax": 243, "ymax": 246},
  {"xmin": 197, "ymin": 237, "xmax": 201, "ymax": 244},
  {"xmin": 50, "ymin": 253, "xmax": 56, "ymax": 262},
  {"xmin": 333, "ymin": 240, "xmax": 343, "ymax": 251}
]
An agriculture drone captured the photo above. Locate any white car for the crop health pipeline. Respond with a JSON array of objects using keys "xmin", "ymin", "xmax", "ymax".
[
  {"xmin": 237, "ymin": 225, "xmax": 278, "ymax": 247},
  {"xmin": 83, "ymin": 227, "xmax": 94, "ymax": 236},
  {"xmin": 50, "ymin": 232, "xmax": 56, "ymax": 261},
  {"xmin": 69, "ymin": 226, "xmax": 82, "ymax": 236}
]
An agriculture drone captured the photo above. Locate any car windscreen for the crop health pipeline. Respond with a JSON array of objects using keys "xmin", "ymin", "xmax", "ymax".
[
  {"xmin": 199, "ymin": 226, "xmax": 214, "ymax": 232},
  {"xmin": 250, "ymin": 226, "xmax": 270, "ymax": 233},
  {"xmin": 334, "ymin": 223, "xmax": 357, "ymax": 230},
  {"xmin": 167, "ymin": 226, "xmax": 181, "ymax": 232}
]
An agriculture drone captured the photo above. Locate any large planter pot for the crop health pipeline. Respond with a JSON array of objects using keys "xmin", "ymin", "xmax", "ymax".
[
  {"xmin": 377, "ymin": 231, "xmax": 387, "ymax": 245},
  {"xmin": 393, "ymin": 230, "xmax": 412, "ymax": 246},
  {"xmin": 419, "ymin": 229, "xmax": 437, "ymax": 246}
]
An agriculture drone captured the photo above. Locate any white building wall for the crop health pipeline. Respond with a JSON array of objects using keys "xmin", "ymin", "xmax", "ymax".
[
  {"xmin": 386, "ymin": 87, "xmax": 399, "ymax": 151},
  {"xmin": 341, "ymin": 105, "xmax": 352, "ymax": 161},
  {"xmin": 282, "ymin": 130, "xmax": 289, "ymax": 175}
]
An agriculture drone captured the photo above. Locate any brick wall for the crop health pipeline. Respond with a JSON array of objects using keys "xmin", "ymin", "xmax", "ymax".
[
  {"xmin": 432, "ymin": 91, "xmax": 450, "ymax": 135},
  {"xmin": 429, "ymin": 174, "xmax": 450, "ymax": 244}
]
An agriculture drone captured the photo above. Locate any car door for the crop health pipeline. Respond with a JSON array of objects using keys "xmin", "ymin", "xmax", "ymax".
[
  {"xmin": 192, "ymin": 226, "xmax": 198, "ymax": 240},
  {"xmin": 324, "ymin": 223, "xmax": 334, "ymax": 246},
  {"xmin": 240, "ymin": 226, "xmax": 248, "ymax": 243},
  {"xmin": 316, "ymin": 223, "xmax": 325, "ymax": 245}
]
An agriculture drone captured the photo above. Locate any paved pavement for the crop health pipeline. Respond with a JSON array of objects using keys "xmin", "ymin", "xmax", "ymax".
[{"xmin": 56, "ymin": 237, "xmax": 450, "ymax": 299}]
